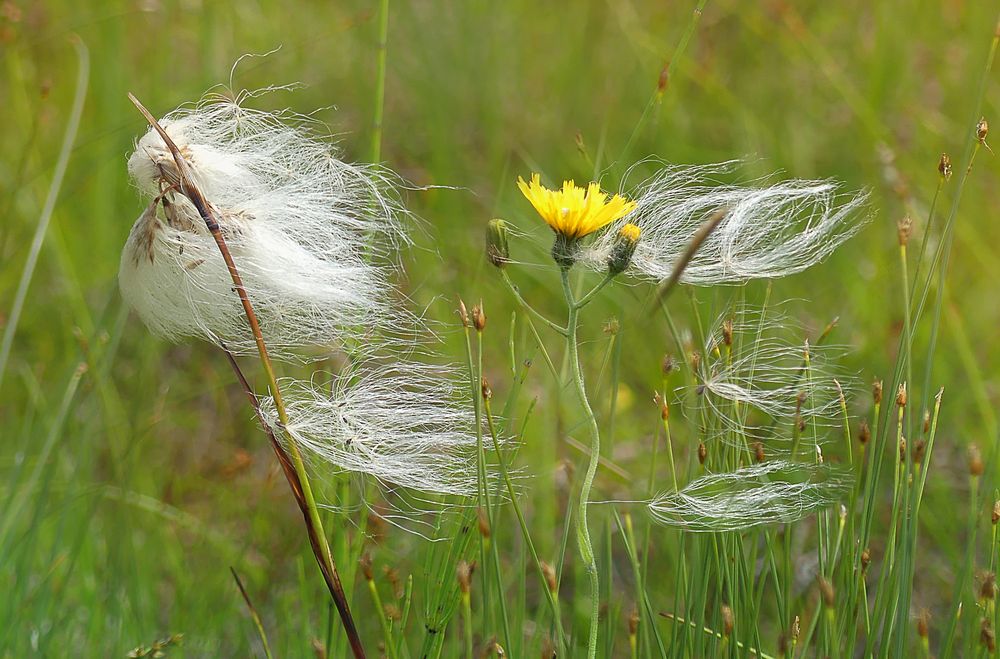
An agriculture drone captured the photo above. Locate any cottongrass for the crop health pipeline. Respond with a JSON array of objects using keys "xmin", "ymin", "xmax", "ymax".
[
  {"xmin": 120, "ymin": 92, "xmax": 410, "ymax": 358},
  {"xmin": 259, "ymin": 361, "xmax": 483, "ymax": 499},
  {"xmin": 581, "ymin": 161, "xmax": 869, "ymax": 284},
  {"xmin": 690, "ymin": 307, "xmax": 848, "ymax": 448},
  {"xmin": 647, "ymin": 460, "xmax": 851, "ymax": 532},
  {"xmin": 119, "ymin": 89, "xmax": 484, "ymax": 504}
]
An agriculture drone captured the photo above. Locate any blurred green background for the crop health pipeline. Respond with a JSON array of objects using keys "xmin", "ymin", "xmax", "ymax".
[{"xmin": 2, "ymin": 0, "xmax": 998, "ymax": 655}]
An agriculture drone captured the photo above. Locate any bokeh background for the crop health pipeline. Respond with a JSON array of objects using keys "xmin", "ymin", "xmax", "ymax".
[{"xmin": 2, "ymin": 0, "xmax": 998, "ymax": 655}]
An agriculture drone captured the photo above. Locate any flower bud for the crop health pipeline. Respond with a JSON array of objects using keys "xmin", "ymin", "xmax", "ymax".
[
  {"xmin": 486, "ymin": 218, "xmax": 510, "ymax": 268},
  {"xmin": 721, "ymin": 604, "xmax": 734, "ymax": 637},
  {"xmin": 607, "ymin": 222, "xmax": 641, "ymax": 276},
  {"xmin": 472, "ymin": 303, "xmax": 486, "ymax": 332},
  {"xmin": 457, "ymin": 560, "xmax": 474, "ymax": 595},
  {"xmin": 897, "ymin": 216, "xmax": 913, "ymax": 247},
  {"xmin": 540, "ymin": 561, "xmax": 558, "ymax": 594},
  {"xmin": 970, "ymin": 443, "xmax": 985, "ymax": 477}
]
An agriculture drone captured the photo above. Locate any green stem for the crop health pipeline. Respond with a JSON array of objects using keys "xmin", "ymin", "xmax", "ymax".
[
  {"xmin": 562, "ymin": 267, "xmax": 602, "ymax": 659},
  {"xmin": 500, "ymin": 270, "xmax": 568, "ymax": 336},
  {"xmin": 575, "ymin": 273, "xmax": 615, "ymax": 309},
  {"xmin": 370, "ymin": 0, "xmax": 389, "ymax": 164},
  {"xmin": 483, "ymin": 399, "xmax": 569, "ymax": 654}
]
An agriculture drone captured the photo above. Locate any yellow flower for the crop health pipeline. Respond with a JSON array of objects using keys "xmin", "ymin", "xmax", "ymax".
[{"xmin": 517, "ymin": 173, "xmax": 637, "ymax": 239}]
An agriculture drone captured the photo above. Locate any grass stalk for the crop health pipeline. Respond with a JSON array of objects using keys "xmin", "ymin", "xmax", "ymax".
[{"xmin": 128, "ymin": 94, "xmax": 365, "ymax": 658}]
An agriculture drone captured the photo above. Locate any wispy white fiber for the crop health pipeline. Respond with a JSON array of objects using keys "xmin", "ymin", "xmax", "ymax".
[
  {"xmin": 581, "ymin": 162, "xmax": 868, "ymax": 284},
  {"xmin": 647, "ymin": 461, "xmax": 850, "ymax": 531},
  {"xmin": 119, "ymin": 88, "xmax": 484, "ymax": 504},
  {"xmin": 691, "ymin": 308, "xmax": 847, "ymax": 444},
  {"xmin": 260, "ymin": 362, "xmax": 483, "ymax": 498},
  {"xmin": 119, "ymin": 93, "xmax": 408, "ymax": 356}
]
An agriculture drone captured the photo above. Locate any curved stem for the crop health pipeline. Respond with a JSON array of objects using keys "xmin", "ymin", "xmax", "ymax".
[
  {"xmin": 562, "ymin": 268, "xmax": 601, "ymax": 659},
  {"xmin": 500, "ymin": 270, "xmax": 568, "ymax": 336},
  {"xmin": 574, "ymin": 273, "xmax": 615, "ymax": 310},
  {"xmin": 128, "ymin": 95, "xmax": 365, "ymax": 658}
]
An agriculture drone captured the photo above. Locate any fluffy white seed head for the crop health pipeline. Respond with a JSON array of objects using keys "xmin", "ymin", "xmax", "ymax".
[
  {"xmin": 581, "ymin": 162, "xmax": 868, "ymax": 284},
  {"xmin": 647, "ymin": 460, "xmax": 851, "ymax": 531},
  {"xmin": 690, "ymin": 307, "xmax": 848, "ymax": 451},
  {"xmin": 259, "ymin": 362, "xmax": 484, "ymax": 498},
  {"xmin": 119, "ymin": 94, "xmax": 410, "ymax": 357}
]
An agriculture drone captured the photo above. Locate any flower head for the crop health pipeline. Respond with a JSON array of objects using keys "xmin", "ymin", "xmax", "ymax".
[
  {"xmin": 119, "ymin": 94, "xmax": 409, "ymax": 359},
  {"xmin": 517, "ymin": 173, "xmax": 636, "ymax": 239}
]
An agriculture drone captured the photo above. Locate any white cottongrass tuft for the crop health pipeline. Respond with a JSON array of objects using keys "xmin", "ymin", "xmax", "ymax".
[
  {"xmin": 119, "ymin": 88, "xmax": 484, "ymax": 504},
  {"xmin": 647, "ymin": 460, "xmax": 851, "ymax": 531},
  {"xmin": 119, "ymin": 92, "xmax": 409, "ymax": 357},
  {"xmin": 259, "ymin": 362, "xmax": 483, "ymax": 498},
  {"xmin": 690, "ymin": 307, "xmax": 847, "ymax": 448},
  {"xmin": 581, "ymin": 161, "xmax": 868, "ymax": 284}
]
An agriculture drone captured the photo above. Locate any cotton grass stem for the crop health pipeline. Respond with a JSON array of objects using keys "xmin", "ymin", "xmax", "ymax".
[
  {"xmin": 230, "ymin": 567, "xmax": 274, "ymax": 659},
  {"xmin": 128, "ymin": 94, "xmax": 365, "ymax": 659}
]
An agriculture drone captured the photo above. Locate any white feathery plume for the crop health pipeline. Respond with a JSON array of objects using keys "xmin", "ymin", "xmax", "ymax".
[
  {"xmin": 119, "ymin": 89, "xmax": 484, "ymax": 504},
  {"xmin": 580, "ymin": 161, "xmax": 868, "ymax": 284},
  {"xmin": 119, "ymin": 93, "xmax": 408, "ymax": 357},
  {"xmin": 690, "ymin": 307, "xmax": 847, "ymax": 447},
  {"xmin": 647, "ymin": 460, "xmax": 851, "ymax": 532},
  {"xmin": 259, "ymin": 362, "xmax": 482, "ymax": 498}
]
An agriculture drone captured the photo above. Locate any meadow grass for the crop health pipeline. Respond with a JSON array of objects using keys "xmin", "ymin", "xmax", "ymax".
[{"xmin": 2, "ymin": 1, "xmax": 1000, "ymax": 657}]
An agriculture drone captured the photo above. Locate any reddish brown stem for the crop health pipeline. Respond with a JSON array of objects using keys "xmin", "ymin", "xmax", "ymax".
[{"xmin": 128, "ymin": 93, "xmax": 365, "ymax": 658}]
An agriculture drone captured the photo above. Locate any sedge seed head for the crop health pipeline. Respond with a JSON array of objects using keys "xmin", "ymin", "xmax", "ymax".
[
  {"xmin": 939, "ymin": 153, "xmax": 953, "ymax": 180},
  {"xmin": 970, "ymin": 443, "xmax": 985, "ymax": 477},
  {"xmin": 859, "ymin": 420, "xmax": 871, "ymax": 445},
  {"xmin": 477, "ymin": 507, "xmax": 491, "ymax": 539},
  {"xmin": 818, "ymin": 577, "xmax": 835, "ymax": 607},
  {"xmin": 540, "ymin": 561, "xmax": 557, "ymax": 594},
  {"xmin": 917, "ymin": 610, "xmax": 930, "ymax": 639},
  {"xmin": 721, "ymin": 604, "xmax": 734, "ymax": 637},
  {"xmin": 897, "ymin": 216, "xmax": 913, "ymax": 246},
  {"xmin": 873, "ymin": 379, "xmax": 884, "ymax": 405},
  {"xmin": 456, "ymin": 560, "xmax": 473, "ymax": 594},
  {"xmin": 472, "ymin": 302, "xmax": 486, "ymax": 332},
  {"xmin": 458, "ymin": 298, "xmax": 470, "ymax": 328}
]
